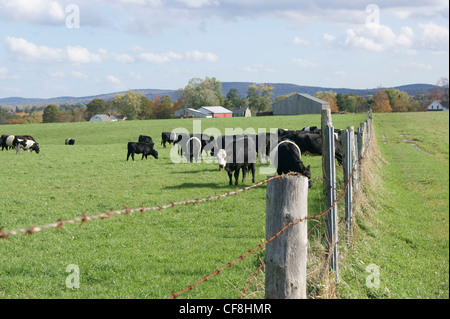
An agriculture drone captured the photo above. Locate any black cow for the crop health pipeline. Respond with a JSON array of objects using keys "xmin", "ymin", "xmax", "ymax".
[
  {"xmin": 65, "ymin": 138, "xmax": 75, "ymax": 145},
  {"xmin": 138, "ymin": 135, "xmax": 154, "ymax": 146},
  {"xmin": 273, "ymin": 139, "xmax": 311, "ymax": 187},
  {"xmin": 216, "ymin": 136, "xmax": 256, "ymax": 186},
  {"xmin": 127, "ymin": 142, "xmax": 158, "ymax": 161},
  {"xmin": 176, "ymin": 133, "xmax": 214, "ymax": 158},
  {"xmin": 278, "ymin": 129, "xmax": 343, "ymax": 165},
  {"xmin": 161, "ymin": 132, "xmax": 179, "ymax": 148}
]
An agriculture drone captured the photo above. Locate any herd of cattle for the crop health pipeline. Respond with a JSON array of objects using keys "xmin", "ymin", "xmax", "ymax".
[
  {"xmin": 158, "ymin": 126, "xmax": 344, "ymax": 186},
  {"xmin": 1, "ymin": 127, "xmax": 344, "ymax": 186},
  {"xmin": 0, "ymin": 134, "xmax": 40, "ymax": 154}
]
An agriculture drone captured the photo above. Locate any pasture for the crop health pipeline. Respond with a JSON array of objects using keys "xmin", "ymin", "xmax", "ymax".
[{"xmin": 0, "ymin": 112, "xmax": 447, "ymax": 299}]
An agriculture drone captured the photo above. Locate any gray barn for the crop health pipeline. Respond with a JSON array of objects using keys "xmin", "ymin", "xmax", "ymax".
[{"xmin": 273, "ymin": 93, "xmax": 330, "ymax": 115}]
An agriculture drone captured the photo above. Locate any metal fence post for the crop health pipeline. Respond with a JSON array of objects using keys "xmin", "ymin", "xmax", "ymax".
[{"xmin": 344, "ymin": 127, "xmax": 353, "ymax": 230}]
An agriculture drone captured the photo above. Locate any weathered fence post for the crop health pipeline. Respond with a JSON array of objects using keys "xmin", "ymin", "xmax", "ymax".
[
  {"xmin": 265, "ymin": 175, "xmax": 309, "ymax": 299},
  {"xmin": 321, "ymin": 109, "xmax": 339, "ymax": 282},
  {"xmin": 344, "ymin": 127, "xmax": 353, "ymax": 230}
]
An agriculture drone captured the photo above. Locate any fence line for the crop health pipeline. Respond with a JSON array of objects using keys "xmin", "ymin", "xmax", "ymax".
[{"xmin": 2, "ymin": 110, "xmax": 375, "ymax": 300}]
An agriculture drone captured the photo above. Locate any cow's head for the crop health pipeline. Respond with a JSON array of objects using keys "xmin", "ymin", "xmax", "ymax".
[
  {"xmin": 217, "ymin": 149, "xmax": 227, "ymax": 171},
  {"xmin": 151, "ymin": 149, "xmax": 158, "ymax": 159},
  {"xmin": 304, "ymin": 165, "xmax": 311, "ymax": 188},
  {"xmin": 32, "ymin": 142, "xmax": 40, "ymax": 154}
]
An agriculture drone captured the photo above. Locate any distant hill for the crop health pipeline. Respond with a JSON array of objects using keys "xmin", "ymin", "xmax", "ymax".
[{"xmin": 0, "ymin": 82, "xmax": 436, "ymax": 107}]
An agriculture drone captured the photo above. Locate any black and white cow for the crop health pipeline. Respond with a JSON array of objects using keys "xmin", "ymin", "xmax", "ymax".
[
  {"xmin": 216, "ymin": 136, "xmax": 257, "ymax": 186},
  {"xmin": 161, "ymin": 132, "xmax": 179, "ymax": 148},
  {"xmin": 127, "ymin": 142, "xmax": 158, "ymax": 161},
  {"xmin": 1, "ymin": 135, "xmax": 26, "ymax": 151},
  {"xmin": 185, "ymin": 136, "xmax": 202, "ymax": 163},
  {"xmin": 271, "ymin": 139, "xmax": 311, "ymax": 187},
  {"xmin": 16, "ymin": 138, "xmax": 40, "ymax": 154},
  {"xmin": 65, "ymin": 138, "xmax": 75, "ymax": 145}
]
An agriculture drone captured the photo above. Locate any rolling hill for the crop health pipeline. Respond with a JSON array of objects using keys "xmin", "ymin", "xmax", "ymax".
[{"xmin": 0, "ymin": 82, "xmax": 436, "ymax": 107}]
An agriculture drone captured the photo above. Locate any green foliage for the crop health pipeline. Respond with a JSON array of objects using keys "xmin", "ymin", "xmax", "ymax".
[{"xmin": 42, "ymin": 104, "xmax": 59, "ymax": 123}]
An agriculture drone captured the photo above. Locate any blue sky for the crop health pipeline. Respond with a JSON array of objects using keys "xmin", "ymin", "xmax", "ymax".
[{"xmin": 0, "ymin": 0, "xmax": 448, "ymax": 99}]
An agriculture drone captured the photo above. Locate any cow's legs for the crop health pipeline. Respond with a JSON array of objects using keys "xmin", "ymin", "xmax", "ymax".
[
  {"xmin": 234, "ymin": 169, "xmax": 240, "ymax": 186},
  {"xmin": 228, "ymin": 172, "xmax": 233, "ymax": 185}
]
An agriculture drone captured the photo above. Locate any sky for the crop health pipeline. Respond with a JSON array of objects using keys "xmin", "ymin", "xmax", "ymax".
[{"xmin": 0, "ymin": 0, "xmax": 448, "ymax": 99}]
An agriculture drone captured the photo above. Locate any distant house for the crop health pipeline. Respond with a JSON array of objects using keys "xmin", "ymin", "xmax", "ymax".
[
  {"xmin": 272, "ymin": 93, "xmax": 330, "ymax": 115},
  {"xmin": 197, "ymin": 106, "xmax": 233, "ymax": 118},
  {"xmin": 232, "ymin": 107, "xmax": 251, "ymax": 117},
  {"xmin": 426, "ymin": 100, "xmax": 449, "ymax": 112},
  {"xmin": 90, "ymin": 114, "xmax": 126, "ymax": 122}
]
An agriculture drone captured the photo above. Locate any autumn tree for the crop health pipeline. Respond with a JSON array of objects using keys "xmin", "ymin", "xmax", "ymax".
[
  {"xmin": 385, "ymin": 88, "xmax": 410, "ymax": 112},
  {"xmin": 153, "ymin": 95, "xmax": 173, "ymax": 119},
  {"xmin": 372, "ymin": 89, "xmax": 392, "ymax": 113},
  {"xmin": 315, "ymin": 90, "xmax": 339, "ymax": 113}
]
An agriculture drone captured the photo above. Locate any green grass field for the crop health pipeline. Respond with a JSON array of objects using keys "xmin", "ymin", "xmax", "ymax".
[{"xmin": 0, "ymin": 112, "xmax": 448, "ymax": 299}]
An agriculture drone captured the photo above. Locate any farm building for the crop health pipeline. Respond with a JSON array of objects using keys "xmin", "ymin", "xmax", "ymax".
[
  {"xmin": 426, "ymin": 100, "xmax": 449, "ymax": 112},
  {"xmin": 174, "ymin": 108, "xmax": 207, "ymax": 118},
  {"xmin": 272, "ymin": 93, "xmax": 330, "ymax": 115},
  {"xmin": 197, "ymin": 106, "xmax": 233, "ymax": 118},
  {"xmin": 90, "ymin": 114, "xmax": 126, "ymax": 122},
  {"xmin": 232, "ymin": 107, "xmax": 251, "ymax": 117}
]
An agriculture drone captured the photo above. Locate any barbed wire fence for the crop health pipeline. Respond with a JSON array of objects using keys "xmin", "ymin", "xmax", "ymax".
[{"xmin": 1, "ymin": 110, "xmax": 375, "ymax": 300}]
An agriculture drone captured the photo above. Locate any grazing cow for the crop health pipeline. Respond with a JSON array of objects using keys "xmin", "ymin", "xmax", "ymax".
[
  {"xmin": 15, "ymin": 135, "xmax": 36, "ymax": 142},
  {"xmin": 271, "ymin": 139, "xmax": 311, "ymax": 187},
  {"xmin": 16, "ymin": 138, "xmax": 40, "ymax": 154},
  {"xmin": 161, "ymin": 132, "xmax": 179, "ymax": 148},
  {"xmin": 216, "ymin": 136, "xmax": 256, "ymax": 186},
  {"xmin": 278, "ymin": 129, "xmax": 344, "ymax": 165},
  {"xmin": 127, "ymin": 142, "xmax": 158, "ymax": 161},
  {"xmin": 138, "ymin": 135, "xmax": 154, "ymax": 146},
  {"xmin": 176, "ymin": 133, "xmax": 214, "ymax": 158},
  {"xmin": 185, "ymin": 136, "xmax": 202, "ymax": 163},
  {"xmin": 65, "ymin": 138, "xmax": 75, "ymax": 145},
  {"xmin": 2, "ymin": 135, "xmax": 26, "ymax": 150}
]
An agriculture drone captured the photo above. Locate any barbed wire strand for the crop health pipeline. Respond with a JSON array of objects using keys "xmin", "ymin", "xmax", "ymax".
[{"xmin": 169, "ymin": 163, "xmax": 358, "ymax": 299}]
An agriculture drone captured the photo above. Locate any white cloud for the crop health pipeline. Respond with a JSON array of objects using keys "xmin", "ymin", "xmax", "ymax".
[
  {"xmin": 185, "ymin": 50, "xmax": 219, "ymax": 62},
  {"xmin": 0, "ymin": 66, "xmax": 20, "ymax": 80},
  {"xmin": 106, "ymin": 75, "xmax": 122, "ymax": 85},
  {"xmin": 176, "ymin": 0, "xmax": 219, "ymax": 8},
  {"xmin": 0, "ymin": 0, "xmax": 65, "ymax": 25},
  {"xmin": 292, "ymin": 58, "xmax": 320, "ymax": 68},
  {"xmin": 417, "ymin": 22, "xmax": 449, "ymax": 53},
  {"xmin": 4, "ymin": 37, "xmax": 103, "ymax": 64},
  {"xmin": 239, "ymin": 62, "xmax": 275, "ymax": 73},
  {"xmin": 292, "ymin": 36, "xmax": 309, "ymax": 46},
  {"xmin": 139, "ymin": 51, "xmax": 183, "ymax": 63}
]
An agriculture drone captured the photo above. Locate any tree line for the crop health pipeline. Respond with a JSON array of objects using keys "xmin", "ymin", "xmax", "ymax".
[{"xmin": 0, "ymin": 76, "xmax": 447, "ymax": 125}]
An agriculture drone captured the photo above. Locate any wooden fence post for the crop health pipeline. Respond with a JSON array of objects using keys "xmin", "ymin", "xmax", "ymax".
[{"xmin": 265, "ymin": 175, "xmax": 309, "ymax": 299}]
